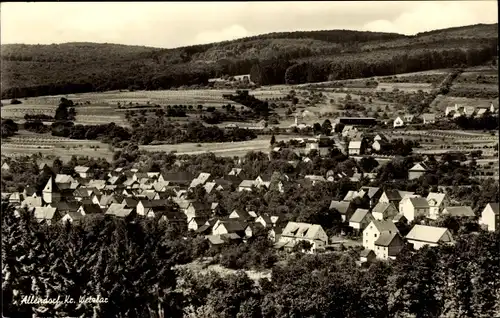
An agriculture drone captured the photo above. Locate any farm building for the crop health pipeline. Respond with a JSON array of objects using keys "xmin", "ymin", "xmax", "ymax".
[
  {"xmin": 335, "ymin": 117, "xmax": 377, "ymax": 126},
  {"xmin": 405, "ymin": 225, "xmax": 454, "ymax": 250},
  {"xmin": 408, "ymin": 162, "xmax": 428, "ymax": 180}
]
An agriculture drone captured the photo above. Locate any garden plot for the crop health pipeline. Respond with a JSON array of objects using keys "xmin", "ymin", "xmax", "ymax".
[{"xmin": 1, "ymin": 105, "xmax": 57, "ymax": 119}]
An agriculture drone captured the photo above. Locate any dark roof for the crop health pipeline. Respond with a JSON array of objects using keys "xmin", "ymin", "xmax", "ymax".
[
  {"xmin": 223, "ymin": 175, "xmax": 243, "ymax": 185},
  {"xmin": 486, "ymin": 203, "xmax": 499, "ymax": 215},
  {"xmin": 52, "ymin": 201, "xmax": 79, "ymax": 212},
  {"xmin": 122, "ymin": 198, "xmax": 139, "ymax": 208},
  {"xmin": 161, "ymin": 171, "xmax": 194, "ymax": 183},
  {"xmin": 329, "ymin": 200, "xmax": 351, "ymax": 214},
  {"xmin": 383, "ymin": 189, "xmax": 402, "ymax": 201},
  {"xmin": 375, "ymin": 232, "xmax": 400, "ymax": 247},
  {"xmin": 360, "ymin": 249, "xmax": 375, "ymax": 258},
  {"xmin": 140, "ymin": 199, "xmax": 167, "ymax": 208},
  {"xmin": 81, "ymin": 204, "xmax": 102, "ymax": 214},
  {"xmin": 218, "ymin": 220, "xmax": 245, "ymax": 233},
  {"xmin": 230, "ymin": 210, "xmax": 253, "ymax": 220},
  {"xmin": 190, "ymin": 201, "xmax": 211, "ymax": 211}
]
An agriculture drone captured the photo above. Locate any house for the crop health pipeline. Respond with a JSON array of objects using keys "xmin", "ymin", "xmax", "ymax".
[
  {"xmin": 136, "ymin": 199, "xmax": 167, "ymax": 216},
  {"xmin": 442, "ymin": 206, "xmax": 475, "ymax": 218},
  {"xmin": 371, "ymin": 202, "xmax": 399, "ymax": 221},
  {"xmin": 342, "ymin": 125, "xmax": 357, "ymax": 138},
  {"xmin": 393, "ymin": 116, "xmax": 405, "ymax": 128},
  {"xmin": 405, "ymin": 225, "xmax": 454, "ymax": 250},
  {"xmin": 34, "ymin": 207, "xmax": 61, "ymax": 225},
  {"xmin": 426, "ymin": 192, "xmax": 450, "ymax": 220},
  {"xmin": 105, "ymin": 203, "xmax": 135, "ymax": 219},
  {"xmin": 408, "ymin": 162, "xmax": 429, "ymax": 180},
  {"xmin": 372, "ymin": 139, "xmax": 389, "ymax": 152},
  {"xmin": 42, "ymin": 177, "xmax": 61, "ymax": 204},
  {"xmin": 77, "ymin": 203, "xmax": 102, "ymax": 216},
  {"xmin": 392, "ymin": 213, "xmax": 407, "ymax": 224},
  {"xmin": 348, "ymin": 140, "xmax": 362, "ymax": 155},
  {"xmin": 60, "ymin": 212, "xmax": 85, "ymax": 224},
  {"xmin": 278, "ymin": 222, "xmax": 329, "ymax": 252},
  {"xmin": 185, "ymin": 202, "xmax": 211, "ymax": 221},
  {"xmin": 359, "ymin": 249, "xmax": 376, "ymax": 264},
  {"xmin": 255, "ymin": 214, "xmax": 275, "ymax": 228},
  {"xmin": 229, "ymin": 209, "xmax": 255, "ymax": 222},
  {"xmin": 379, "ymin": 189, "xmax": 403, "ymax": 206},
  {"xmin": 374, "ymin": 134, "xmax": 388, "ymax": 142},
  {"xmin": 21, "ymin": 196, "xmax": 43, "ymax": 209},
  {"xmin": 374, "ymin": 232, "xmax": 405, "ymax": 260},
  {"xmin": 360, "ymin": 187, "xmax": 382, "ymax": 208},
  {"xmin": 403, "ymin": 114, "xmax": 415, "ymax": 123},
  {"xmin": 238, "ymin": 180, "xmax": 255, "ymax": 192},
  {"xmin": 400, "ymin": 197, "xmax": 430, "ymax": 222},
  {"xmin": 479, "ymin": 203, "xmax": 499, "ymax": 232},
  {"xmin": 349, "ymin": 209, "xmax": 374, "ymax": 231},
  {"xmin": 343, "ymin": 190, "xmax": 363, "ymax": 202},
  {"xmin": 121, "ymin": 198, "xmax": 139, "ymax": 209},
  {"xmin": 9, "ymin": 192, "xmax": 23, "ymax": 205},
  {"xmin": 363, "ymin": 219, "xmax": 399, "ymax": 251},
  {"xmin": 422, "ymin": 113, "xmax": 436, "ymax": 124},
  {"xmin": 74, "ymin": 166, "xmax": 92, "ymax": 179},
  {"xmin": 158, "ymin": 171, "xmax": 194, "ymax": 188},
  {"xmin": 268, "ymin": 226, "xmax": 283, "ymax": 243},
  {"xmin": 188, "ymin": 217, "xmax": 210, "ymax": 231},
  {"xmin": 228, "ymin": 168, "xmax": 244, "ymax": 177},
  {"xmin": 1, "ymin": 162, "xmax": 10, "ymax": 171},
  {"xmin": 49, "ymin": 201, "xmax": 79, "ymax": 213},
  {"xmin": 329, "ymin": 200, "xmax": 354, "ymax": 222},
  {"xmin": 212, "ymin": 219, "xmax": 246, "ymax": 236},
  {"xmin": 189, "ymin": 172, "xmax": 211, "ymax": 188},
  {"xmin": 158, "ymin": 211, "xmax": 187, "ymax": 226},
  {"xmin": 304, "ymin": 175, "xmax": 327, "ymax": 185},
  {"xmin": 244, "ymin": 222, "xmax": 265, "ymax": 239}
]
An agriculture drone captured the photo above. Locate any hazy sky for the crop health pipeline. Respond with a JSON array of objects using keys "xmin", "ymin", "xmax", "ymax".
[{"xmin": 1, "ymin": 1, "xmax": 497, "ymax": 48}]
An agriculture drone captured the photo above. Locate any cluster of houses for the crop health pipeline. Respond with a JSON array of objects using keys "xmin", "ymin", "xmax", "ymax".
[
  {"xmin": 2, "ymin": 161, "xmax": 498, "ymax": 261},
  {"xmin": 327, "ymin": 185, "xmax": 498, "ymax": 262},
  {"xmin": 392, "ymin": 102, "xmax": 497, "ymax": 128}
]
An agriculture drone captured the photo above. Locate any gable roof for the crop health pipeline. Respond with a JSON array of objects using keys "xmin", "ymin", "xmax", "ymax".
[
  {"xmin": 349, "ymin": 209, "xmax": 370, "ymax": 223},
  {"xmin": 282, "ymin": 222, "xmax": 325, "ymax": 240},
  {"xmin": 426, "ymin": 192, "xmax": 446, "ymax": 206},
  {"xmin": 361, "ymin": 186, "xmax": 381, "ymax": 198},
  {"xmin": 74, "ymin": 166, "xmax": 90, "ymax": 173},
  {"xmin": 80, "ymin": 203, "xmax": 102, "ymax": 214},
  {"xmin": 485, "ymin": 203, "xmax": 499, "ymax": 215},
  {"xmin": 383, "ymin": 189, "xmax": 402, "ymax": 201},
  {"xmin": 409, "ymin": 197, "xmax": 430, "ymax": 208},
  {"xmin": 348, "ymin": 141, "xmax": 362, "ymax": 149},
  {"xmin": 43, "ymin": 177, "xmax": 60, "ymax": 193},
  {"xmin": 329, "ymin": 200, "xmax": 351, "ymax": 214},
  {"xmin": 238, "ymin": 180, "xmax": 255, "ymax": 188},
  {"xmin": 369, "ymin": 219, "xmax": 398, "ymax": 233},
  {"xmin": 410, "ymin": 162, "xmax": 428, "ymax": 172},
  {"xmin": 443, "ymin": 206, "xmax": 475, "ymax": 217},
  {"xmin": 216, "ymin": 220, "xmax": 246, "ymax": 233},
  {"xmin": 63, "ymin": 212, "xmax": 84, "ymax": 222},
  {"xmin": 122, "ymin": 198, "xmax": 139, "ymax": 208},
  {"xmin": 55, "ymin": 174, "xmax": 74, "ymax": 184},
  {"xmin": 372, "ymin": 202, "xmax": 395, "ymax": 214},
  {"xmin": 405, "ymin": 225, "xmax": 452, "ymax": 243},
  {"xmin": 422, "ymin": 113, "xmax": 436, "ymax": 121},
  {"xmin": 375, "ymin": 232, "xmax": 400, "ymax": 247},
  {"xmin": 34, "ymin": 207, "xmax": 58, "ymax": 220}
]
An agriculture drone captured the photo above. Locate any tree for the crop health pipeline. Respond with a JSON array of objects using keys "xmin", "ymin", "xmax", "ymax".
[{"xmin": 270, "ymin": 134, "xmax": 276, "ymax": 146}]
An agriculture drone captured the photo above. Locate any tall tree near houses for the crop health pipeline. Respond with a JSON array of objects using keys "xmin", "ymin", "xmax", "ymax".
[{"xmin": 270, "ymin": 134, "xmax": 276, "ymax": 146}]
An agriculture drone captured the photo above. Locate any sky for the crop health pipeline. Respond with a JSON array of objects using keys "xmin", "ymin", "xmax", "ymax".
[{"xmin": 1, "ymin": 1, "xmax": 498, "ymax": 48}]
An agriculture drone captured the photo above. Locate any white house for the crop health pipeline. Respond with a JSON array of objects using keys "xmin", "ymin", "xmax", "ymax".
[
  {"xmin": 374, "ymin": 232, "xmax": 405, "ymax": 260},
  {"xmin": 393, "ymin": 116, "xmax": 405, "ymax": 128},
  {"xmin": 349, "ymin": 209, "xmax": 374, "ymax": 231},
  {"xmin": 479, "ymin": 203, "xmax": 499, "ymax": 232},
  {"xmin": 408, "ymin": 162, "xmax": 429, "ymax": 180},
  {"xmin": 422, "ymin": 113, "xmax": 436, "ymax": 124},
  {"xmin": 400, "ymin": 197, "xmax": 430, "ymax": 222},
  {"xmin": 371, "ymin": 202, "xmax": 399, "ymax": 221},
  {"xmin": 278, "ymin": 222, "xmax": 329, "ymax": 252},
  {"xmin": 348, "ymin": 140, "xmax": 362, "ymax": 155},
  {"xmin": 442, "ymin": 206, "xmax": 475, "ymax": 218},
  {"xmin": 405, "ymin": 225, "xmax": 454, "ymax": 250},
  {"xmin": 363, "ymin": 220, "xmax": 399, "ymax": 252},
  {"xmin": 426, "ymin": 192, "xmax": 450, "ymax": 220}
]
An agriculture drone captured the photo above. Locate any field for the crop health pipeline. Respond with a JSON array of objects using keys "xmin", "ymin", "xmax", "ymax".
[
  {"xmin": 1, "ymin": 131, "xmax": 113, "ymax": 162},
  {"xmin": 140, "ymin": 135, "xmax": 303, "ymax": 157}
]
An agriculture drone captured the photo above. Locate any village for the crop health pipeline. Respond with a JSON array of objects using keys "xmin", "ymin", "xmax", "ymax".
[{"xmin": 2, "ymin": 142, "xmax": 498, "ymax": 266}]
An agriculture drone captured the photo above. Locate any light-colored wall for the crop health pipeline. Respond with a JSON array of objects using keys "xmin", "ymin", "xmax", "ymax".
[{"xmin": 479, "ymin": 206, "xmax": 498, "ymax": 232}]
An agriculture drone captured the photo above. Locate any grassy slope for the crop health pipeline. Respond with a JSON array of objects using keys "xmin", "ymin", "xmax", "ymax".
[{"xmin": 1, "ymin": 23, "xmax": 497, "ymax": 96}]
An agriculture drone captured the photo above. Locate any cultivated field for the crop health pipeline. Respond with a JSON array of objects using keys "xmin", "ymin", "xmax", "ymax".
[
  {"xmin": 140, "ymin": 135, "xmax": 302, "ymax": 157},
  {"xmin": 1, "ymin": 131, "xmax": 113, "ymax": 162}
]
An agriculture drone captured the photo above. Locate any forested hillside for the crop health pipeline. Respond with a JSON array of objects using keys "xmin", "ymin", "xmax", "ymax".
[{"xmin": 1, "ymin": 24, "xmax": 497, "ymax": 98}]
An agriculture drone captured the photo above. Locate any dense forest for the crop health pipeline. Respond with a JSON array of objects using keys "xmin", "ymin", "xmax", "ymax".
[
  {"xmin": 2, "ymin": 201, "xmax": 499, "ymax": 317},
  {"xmin": 1, "ymin": 24, "xmax": 497, "ymax": 98}
]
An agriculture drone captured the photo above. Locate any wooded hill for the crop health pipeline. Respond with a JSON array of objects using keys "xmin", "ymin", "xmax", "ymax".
[{"xmin": 1, "ymin": 23, "xmax": 498, "ymax": 99}]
